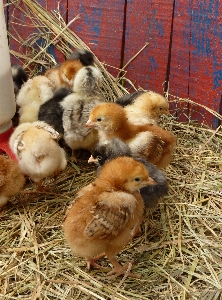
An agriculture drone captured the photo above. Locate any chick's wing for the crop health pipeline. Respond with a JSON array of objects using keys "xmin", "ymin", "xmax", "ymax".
[
  {"xmin": 85, "ymin": 191, "xmax": 136, "ymax": 239},
  {"xmin": 63, "ymin": 101, "xmax": 90, "ymax": 135}
]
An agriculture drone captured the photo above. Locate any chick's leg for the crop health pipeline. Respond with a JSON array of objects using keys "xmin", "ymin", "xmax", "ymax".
[
  {"xmin": 71, "ymin": 149, "xmax": 77, "ymax": 163},
  {"xmin": 106, "ymin": 255, "xmax": 141, "ymax": 278},
  {"xmin": 86, "ymin": 253, "xmax": 109, "ymax": 271},
  {"xmin": 131, "ymin": 219, "xmax": 144, "ymax": 238},
  {"xmin": 22, "ymin": 179, "xmax": 44, "ymax": 194}
]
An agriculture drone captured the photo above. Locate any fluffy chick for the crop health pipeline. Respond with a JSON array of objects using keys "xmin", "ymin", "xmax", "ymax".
[
  {"xmin": 86, "ymin": 102, "xmax": 176, "ymax": 168},
  {"xmin": 38, "ymin": 87, "xmax": 72, "ymax": 135},
  {"xmin": 68, "ymin": 49, "xmax": 94, "ymax": 65},
  {"xmin": 116, "ymin": 91, "xmax": 169, "ymax": 125},
  {"xmin": 11, "ymin": 64, "xmax": 28, "ymax": 96},
  {"xmin": 0, "ymin": 155, "xmax": 25, "ymax": 207},
  {"xmin": 44, "ymin": 49, "xmax": 94, "ymax": 89},
  {"xmin": 61, "ymin": 66, "xmax": 104, "ymax": 160},
  {"xmin": 16, "ymin": 75, "xmax": 55, "ymax": 124},
  {"xmin": 63, "ymin": 156, "xmax": 156, "ymax": 277},
  {"xmin": 89, "ymin": 138, "xmax": 168, "ymax": 209},
  {"xmin": 9, "ymin": 121, "xmax": 67, "ymax": 191}
]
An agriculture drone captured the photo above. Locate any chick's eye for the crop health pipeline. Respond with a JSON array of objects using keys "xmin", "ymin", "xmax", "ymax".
[
  {"xmin": 134, "ymin": 177, "xmax": 141, "ymax": 182},
  {"xmin": 97, "ymin": 118, "xmax": 102, "ymax": 122},
  {"xmin": 159, "ymin": 107, "xmax": 162, "ymax": 110},
  {"xmin": 97, "ymin": 155, "xmax": 102, "ymax": 161}
]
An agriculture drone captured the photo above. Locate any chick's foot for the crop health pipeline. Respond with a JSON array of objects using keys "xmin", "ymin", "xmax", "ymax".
[
  {"xmin": 86, "ymin": 253, "xmax": 109, "ymax": 271},
  {"xmin": 107, "ymin": 256, "xmax": 141, "ymax": 279}
]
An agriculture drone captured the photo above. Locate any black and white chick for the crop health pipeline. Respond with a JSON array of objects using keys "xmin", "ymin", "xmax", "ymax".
[
  {"xmin": 11, "ymin": 64, "xmax": 28, "ymax": 97},
  {"xmin": 11, "ymin": 65, "xmax": 28, "ymax": 126},
  {"xmin": 88, "ymin": 138, "xmax": 169, "ymax": 209},
  {"xmin": 61, "ymin": 65, "xmax": 104, "ymax": 161},
  {"xmin": 38, "ymin": 87, "xmax": 72, "ymax": 135},
  {"xmin": 68, "ymin": 49, "xmax": 94, "ymax": 66}
]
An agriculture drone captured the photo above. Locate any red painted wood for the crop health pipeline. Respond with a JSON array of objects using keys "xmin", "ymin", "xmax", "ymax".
[
  {"xmin": 188, "ymin": 0, "xmax": 222, "ymax": 128},
  {"xmin": 8, "ymin": 0, "xmax": 67, "ymax": 75},
  {"xmin": 123, "ymin": 0, "xmax": 174, "ymax": 93},
  {"xmin": 169, "ymin": 0, "xmax": 221, "ymax": 127},
  {"xmin": 6, "ymin": 0, "xmax": 221, "ymax": 127},
  {"xmin": 67, "ymin": 0, "xmax": 125, "ymax": 77},
  {"xmin": 168, "ymin": 0, "xmax": 190, "ymax": 122}
]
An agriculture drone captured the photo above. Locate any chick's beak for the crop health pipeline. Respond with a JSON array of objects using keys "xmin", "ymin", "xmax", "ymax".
[
  {"xmin": 88, "ymin": 155, "xmax": 98, "ymax": 163},
  {"xmin": 85, "ymin": 119, "xmax": 93, "ymax": 127},
  {"xmin": 145, "ymin": 177, "xmax": 156, "ymax": 186}
]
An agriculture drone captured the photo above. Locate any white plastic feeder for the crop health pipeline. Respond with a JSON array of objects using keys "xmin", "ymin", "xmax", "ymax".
[{"xmin": 0, "ymin": 0, "xmax": 17, "ymax": 160}]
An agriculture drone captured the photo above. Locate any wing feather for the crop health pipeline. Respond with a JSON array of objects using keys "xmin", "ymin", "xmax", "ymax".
[{"xmin": 84, "ymin": 191, "xmax": 136, "ymax": 239}]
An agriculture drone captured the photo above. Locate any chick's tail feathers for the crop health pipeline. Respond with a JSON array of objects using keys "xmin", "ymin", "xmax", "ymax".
[
  {"xmin": 68, "ymin": 49, "xmax": 94, "ymax": 66},
  {"xmin": 152, "ymin": 129, "xmax": 176, "ymax": 169}
]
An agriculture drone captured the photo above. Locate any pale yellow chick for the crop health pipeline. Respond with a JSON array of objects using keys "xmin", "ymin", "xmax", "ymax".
[
  {"xmin": 9, "ymin": 121, "xmax": 67, "ymax": 191},
  {"xmin": 16, "ymin": 75, "xmax": 55, "ymax": 124},
  {"xmin": 116, "ymin": 91, "xmax": 169, "ymax": 125}
]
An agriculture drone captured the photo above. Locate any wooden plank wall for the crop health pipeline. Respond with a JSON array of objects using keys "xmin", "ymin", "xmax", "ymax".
[{"xmin": 3, "ymin": 0, "xmax": 222, "ymax": 128}]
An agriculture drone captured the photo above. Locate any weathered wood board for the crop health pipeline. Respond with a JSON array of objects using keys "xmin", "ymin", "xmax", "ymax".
[
  {"xmin": 123, "ymin": 0, "xmax": 174, "ymax": 93},
  {"xmin": 4, "ymin": 0, "xmax": 221, "ymax": 127},
  {"xmin": 8, "ymin": 0, "xmax": 66, "ymax": 71},
  {"xmin": 67, "ymin": 0, "xmax": 126, "ymax": 77}
]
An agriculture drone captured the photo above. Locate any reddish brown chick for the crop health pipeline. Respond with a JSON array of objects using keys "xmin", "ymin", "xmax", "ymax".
[
  {"xmin": 63, "ymin": 156, "xmax": 156, "ymax": 278},
  {"xmin": 0, "ymin": 155, "xmax": 25, "ymax": 207},
  {"xmin": 86, "ymin": 102, "xmax": 176, "ymax": 168}
]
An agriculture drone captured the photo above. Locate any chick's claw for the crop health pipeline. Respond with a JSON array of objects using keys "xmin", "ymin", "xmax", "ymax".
[
  {"xmin": 106, "ymin": 258, "xmax": 141, "ymax": 279},
  {"xmin": 86, "ymin": 259, "xmax": 110, "ymax": 272}
]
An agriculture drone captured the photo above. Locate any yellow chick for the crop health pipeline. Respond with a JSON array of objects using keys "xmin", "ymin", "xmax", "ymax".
[
  {"xmin": 116, "ymin": 91, "xmax": 169, "ymax": 125},
  {"xmin": 9, "ymin": 121, "xmax": 67, "ymax": 191},
  {"xmin": 63, "ymin": 156, "xmax": 156, "ymax": 278},
  {"xmin": 0, "ymin": 155, "xmax": 25, "ymax": 207},
  {"xmin": 16, "ymin": 75, "xmax": 55, "ymax": 124}
]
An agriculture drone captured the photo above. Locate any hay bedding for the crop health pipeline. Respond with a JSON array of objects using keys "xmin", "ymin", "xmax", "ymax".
[{"xmin": 1, "ymin": 0, "xmax": 222, "ymax": 299}]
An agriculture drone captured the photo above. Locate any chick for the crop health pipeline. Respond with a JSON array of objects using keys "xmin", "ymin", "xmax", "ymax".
[
  {"xmin": 11, "ymin": 64, "xmax": 28, "ymax": 126},
  {"xmin": 44, "ymin": 49, "xmax": 94, "ymax": 89},
  {"xmin": 11, "ymin": 64, "xmax": 28, "ymax": 96},
  {"xmin": 38, "ymin": 87, "xmax": 72, "ymax": 135},
  {"xmin": 68, "ymin": 49, "xmax": 94, "ymax": 65},
  {"xmin": 89, "ymin": 138, "xmax": 168, "ymax": 209},
  {"xmin": 9, "ymin": 121, "xmax": 67, "ymax": 191},
  {"xmin": 116, "ymin": 91, "xmax": 169, "ymax": 125},
  {"xmin": 0, "ymin": 155, "xmax": 25, "ymax": 207},
  {"xmin": 86, "ymin": 102, "xmax": 176, "ymax": 168},
  {"xmin": 72, "ymin": 65, "xmax": 102, "ymax": 95},
  {"xmin": 16, "ymin": 75, "xmax": 55, "ymax": 124},
  {"xmin": 63, "ymin": 156, "xmax": 156, "ymax": 277},
  {"xmin": 61, "ymin": 66, "xmax": 104, "ymax": 160}
]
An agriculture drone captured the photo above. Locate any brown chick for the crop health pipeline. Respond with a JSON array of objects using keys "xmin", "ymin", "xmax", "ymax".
[
  {"xmin": 63, "ymin": 156, "xmax": 156, "ymax": 278},
  {"xmin": 86, "ymin": 102, "xmax": 176, "ymax": 168},
  {"xmin": 116, "ymin": 91, "xmax": 169, "ymax": 125},
  {"xmin": 0, "ymin": 155, "xmax": 25, "ymax": 207},
  {"xmin": 9, "ymin": 121, "xmax": 67, "ymax": 191},
  {"xmin": 44, "ymin": 60, "xmax": 84, "ymax": 89},
  {"xmin": 44, "ymin": 49, "xmax": 94, "ymax": 89},
  {"xmin": 16, "ymin": 75, "xmax": 55, "ymax": 124}
]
